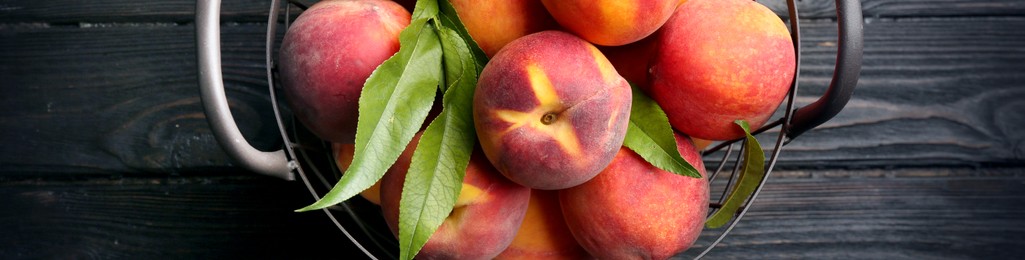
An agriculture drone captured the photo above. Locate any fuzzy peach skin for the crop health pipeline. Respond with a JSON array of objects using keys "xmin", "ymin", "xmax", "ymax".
[
  {"xmin": 689, "ymin": 136, "xmax": 713, "ymax": 151},
  {"xmin": 649, "ymin": 0, "xmax": 795, "ymax": 141},
  {"xmin": 380, "ymin": 147, "xmax": 531, "ymax": 260},
  {"xmin": 541, "ymin": 0, "xmax": 679, "ymax": 46},
  {"xmin": 278, "ymin": 0, "xmax": 409, "ymax": 143},
  {"xmin": 495, "ymin": 190, "xmax": 590, "ymax": 260},
  {"xmin": 450, "ymin": 0, "xmax": 558, "ymax": 57},
  {"xmin": 599, "ymin": 33, "xmax": 658, "ymax": 89},
  {"xmin": 472, "ymin": 30, "xmax": 632, "ymax": 190},
  {"xmin": 559, "ymin": 133, "xmax": 709, "ymax": 260}
]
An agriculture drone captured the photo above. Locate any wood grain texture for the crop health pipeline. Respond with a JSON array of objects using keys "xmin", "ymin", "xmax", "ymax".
[
  {"xmin": 701, "ymin": 17, "xmax": 1025, "ymax": 168},
  {"xmin": 776, "ymin": 17, "xmax": 1025, "ymax": 167},
  {"xmin": 0, "ymin": 175, "xmax": 392, "ymax": 259},
  {"xmin": 758, "ymin": 0, "xmax": 1025, "ymax": 19},
  {"xmin": 689, "ymin": 168, "xmax": 1025, "ymax": 259},
  {"xmin": 0, "ymin": 0, "xmax": 267, "ymax": 23},
  {"xmin": 2, "ymin": 0, "xmax": 1023, "ymax": 22},
  {"xmin": 1, "ymin": 0, "xmax": 1023, "ymax": 259},
  {"xmin": 3, "ymin": 15, "xmax": 1023, "ymax": 173},
  {"xmin": 2, "ymin": 169, "xmax": 1022, "ymax": 259},
  {"xmin": 0, "ymin": 0, "xmax": 319, "ymax": 23},
  {"xmin": 0, "ymin": 24, "xmax": 282, "ymax": 175}
]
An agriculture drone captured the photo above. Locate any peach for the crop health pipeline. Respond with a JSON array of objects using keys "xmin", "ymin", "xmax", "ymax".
[
  {"xmin": 473, "ymin": 30, "xmax": 632, "ymax": 190},
  {"xmin": 278, "ymin": 0, "xmax": 410, "ymax": 143},
  {"xmin": 541, "ymin": 0, "xmax": 679, "ymax": 46},
  {"xmin": 380, "ymin": 147, "xmax": 531, "ymax": 260},
  {"xmin": 559, "ymin": 132, "xmax": 709, "ymax": 260},
  {"xmin": 449, "ymin": 0, "xmax": 558, "ymax": 57},
  {"xmin": 495, "ymin": 190, "xmax": 590, "ymax": 260},
  {"xmin": 649, "ymin": 0, "xmax": 795, "ymax": 140},
  {"xmin": 599, "ymin": 34, "xmax": 658, "ymax": 89},
  {"xmin": 690, "ymin": 136, "xmax": 713, "ymax": 152}
]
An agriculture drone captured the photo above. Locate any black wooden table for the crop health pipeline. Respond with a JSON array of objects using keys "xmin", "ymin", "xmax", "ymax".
[{"xmin": 2, "ymin": 0, "xmax": 1025, "ymax": 259}]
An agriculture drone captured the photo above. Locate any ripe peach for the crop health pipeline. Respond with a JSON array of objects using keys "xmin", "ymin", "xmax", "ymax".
[
  {"xmin": 473, "ymin": 30, "xmax": 632, "ymax": 190},
  {"xmin": 541, "ymin": 0, "xmax": 680, "ymax": 46},
  {"xmin": 559, "ymin": 132, "xmax": 709, "ymax": 259},
  {"xmin": 599, "ymin": 34, "xmax": 658, "ymax": 88},
  {"xmin": 650, "ymin": 0, "xmax": 795, "ymax": 140},
  {"xmin": 278, "ymin": 0, "xmax": 410, "ymax": 143},
  {"xmin": 495, "ymin": 190, "xmax": 590, "ymax": 260},
  {"xmin": 380, "ymin": 147, "xmax": 531, "ymax": 260},
  {"xmin": 449, "ymin": 0, "xmax": 558, "ymax": 57},
  {"xmin": 690, "ymin": 136, "xmax": 713, "ymax": 152}
]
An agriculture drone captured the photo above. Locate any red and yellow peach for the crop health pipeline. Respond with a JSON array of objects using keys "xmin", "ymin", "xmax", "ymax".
[
  {"xmin": 473, "ymin": 30, "xmax": 632, "ymax": 190},
  {"xmin": 449, "ymin": 0, "xmax": 558, "ymax": 57},
  {"xmin": 541, "ymin": 0, "xmax": 680, "ymax": 46},
  {"xmin": 649, "ymin": 0, "xmax": 795, "ymax": 140},
  {"xmin": 379, "ymin": 140, "xmax": 531, "ymax": 259},
  {"xmin": 559, "ymin": 132, "xmax": 709, "ymax": 259},
  {"xmin": 278, "ymin": 0, "xmax": 410, "ymax": 143}
]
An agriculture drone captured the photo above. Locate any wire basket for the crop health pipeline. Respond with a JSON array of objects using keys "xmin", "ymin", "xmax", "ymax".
[{"xmin": 196, "ymin": 0, "xmax": 863, "ymax": 258}]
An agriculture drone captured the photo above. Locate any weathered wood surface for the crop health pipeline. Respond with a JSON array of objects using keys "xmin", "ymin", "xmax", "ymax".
[
  {"xmin": 2, "ymin": 169, "xmax": 1023, "ymax": 259},
  {"xmin": 694, "ymin": 168, "xmax": 1025, "ymax": 259},
  {"xmin": 2, "ymin": 0, "xmax": 1025, "ymax": 259},
  {"xmin": 762, "ymin": 0, "xmax": 1025, "ymax": 18},
  {"xmin": 771, "ymin": 17, "xmax": 1025, "ymax": 168},
  {"xmin": 3, "ymin": 15, "xmax": 1024, "ymax": 174},
  {"xmin": 3, "ymin": 0, "xmax": 1023, "ymax": 21},
  {"xmin": 0, "ymin": 176, "xmax": 359, "ymax": 259},
  {"xmin": 0, "ymin": 24, "xmax": 282, "ymax": 175}
]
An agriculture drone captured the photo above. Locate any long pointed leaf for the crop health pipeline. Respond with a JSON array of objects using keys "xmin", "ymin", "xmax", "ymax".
[
  {"xmin": 623, "ymin": 86, "xmax": 701, "ymax": 178},
  {"xmin": 396, "ymin": 26, "xmax": 479, "ymax": 260},
  {"xmin": 410, "ymin": 0, "xmax": 440, "ymax": 20},
  {"xmin": 437, "ymin": 0, "xmax": 488, "ymax": 70},
  {"xmin": 705, "ymin": 120, "xmax": 766, "ymax": 228},
  {"xmin": 297, "ymin": 18, "xmax": 442, "ymax": 212}
]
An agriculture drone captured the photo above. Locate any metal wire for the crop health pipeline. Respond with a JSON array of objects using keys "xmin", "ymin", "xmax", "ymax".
[
  {"xmin": 265, "ymin": 0, "xmax": 377, "ymax": 258},
  {"xmin": 693, "ymin": 0, "xmax": 802, "ymax": 258}
]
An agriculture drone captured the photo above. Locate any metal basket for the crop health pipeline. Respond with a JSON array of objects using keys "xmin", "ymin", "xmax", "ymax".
[{"xmin": 196, "ymin": 0, "xmax": 863, "ymax": 258}]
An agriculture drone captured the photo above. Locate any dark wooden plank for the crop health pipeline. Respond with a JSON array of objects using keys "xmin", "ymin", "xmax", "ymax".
[
  {"xmin": 687, "ymin": 168, "xmax": 1025, "ymax": 259},
  {"xmin": 2, "ymin": 169, "xmax": 1023, "ymax": 259},
  {"xmin": 768, "ymin": 17, "xmax": 1025, "ymax": 168},
  {"xmin": 0, "ymin": 0, "xmax": 319, "ymax": 23},
  {"xmin": 0, "ymin": 175, "xmax": 391, "ymax": 259},
  {"xmin": 2, "ymin": 0, "xmax": 1024, "ymax": 24},
  {"xmin": 0, "ymin": 0, "xmax": 269, "ymax": 23},
  {"xmin": 0, "ymin": 24, "xmax": 282, "ymax": 175},
  {"xmin": 2, "ymin": 18, "xmax": 1023, "ymax": 174},
  {"xmin": 702, "ymin": 17, "xmax": 1025, "ymax": 168},
  {"xmin": 759, "ymin": 0, "xmax": 1025, "ymax": 19}
]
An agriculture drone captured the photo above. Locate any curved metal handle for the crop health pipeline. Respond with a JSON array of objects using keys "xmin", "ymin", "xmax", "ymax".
[
  {"xmin": 785, "ymin": 0, "xmax": 863, "ymax": 139},
  {"xmin": 196, "ymin": 0, "xmax": 294, "ymax": 180}
]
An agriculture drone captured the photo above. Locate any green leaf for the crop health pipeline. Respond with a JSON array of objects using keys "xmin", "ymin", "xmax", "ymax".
[
  {"xmin": 622, "ymin": 86, "xmax": 701, "ymax": 178},
  {"xmin": 437, "ymin": 0, "xmax": 488, "ymax": 69},
  {"xmin": 705, "ymin": 120, "xmax": 766, "ymax": 228},
  {"xmin": 396, "ymin": 26, "xmax": 479, "ymax": 260},
  {"xmin": 296, "ymin": 18, "xmax": 442, "ymax": 212},
  {"xmin": 410, "ymin": 0, "xmax": 440, "ymax": 20}
]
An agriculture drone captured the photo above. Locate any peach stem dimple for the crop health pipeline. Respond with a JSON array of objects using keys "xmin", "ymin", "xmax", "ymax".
[{"xmin": 541, "ymin": 112, "xmax": 558, "ymax": 125}]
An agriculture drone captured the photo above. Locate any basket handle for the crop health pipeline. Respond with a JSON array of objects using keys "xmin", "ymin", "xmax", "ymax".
[
  {"xmin": 196, "ymin": 0, "xmax": 294, "ymax": 180},
  {"xmin": 785, "ymin": 0, "xmax": 863, "ymax": 139}
]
